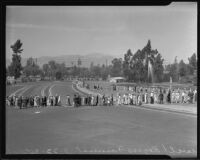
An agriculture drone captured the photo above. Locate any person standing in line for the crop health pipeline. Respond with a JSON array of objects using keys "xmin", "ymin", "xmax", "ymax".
[
  {"xmin": 50, "ymin": 96, "xmax": 52, "ymax": 106},
  {"xmin": 132, "ymin": 93, "xmax": 136, "ymax": 105},
  {"xmin": 188, "ymin": 88, "xmax": 194, "ymax": 104},
  {"xmin": 41, "ymin": 96, "xmax": 43, "ymax": 107},
  {"xmin": 34, "ymin": 95, "xmax": 37, "ymax": 107},
  {"xmin": 26, "ymin": 96, "xmax": 29, "ymax": 108},
  {"xmin": 138, "ymin": 93, "xmax": 142, "ymax": 106},
  {"xmin": 181, "ymin": 90, "xmax": 185, "ymax": 103},
  {"xmin": 57, "ymin": 95, "xmax": 61, "ymax": 106},
  {"xmin": 29, "ymin": 96, "xmax": 32, "ymax": 107},
  {"xmin": 175, "ymin": 90, "xmax": 179, "ymax": 103},
  {"xmin": 150, "ymin": 91, "xmax": 154, "ymax": 104},
  {"xmin": 122, "ymin": 94, "xmax": 125, "ymax": 105},
  {"xmin": 85, "ymin": 95, "xmax": 88, "ymax": 106},
  {"xmin": 96, "ymin": 95, "xmax": 99, "ymax": 106},
  {"xmin": 91, "ymin": 95, "xmax": 94, "ymax": 106},
  {"xmin": 6, "ymin": 96, "xmax": 10, "ymax": 106},
  {"xmin": 39, "ymin": 96, "xmax": 42, "ymax": 107},
  {"xmin": 53, "ymin": 95, "xmax": 56, "ymax": 106},
  {"xmin": 73, "ymin": 94, "xmax": 77, "ymax": 107},
  {"xmin": 167, "ymin": 90, "xmax": 171, "ymax": 104},
  {"xmin": 154, "ymin": 91, "xmax": 157, "ymax": 104},
  {"xmin": 160, "ymin": 91, "xmax": 164, "ymax": 104},
  {"xmin": 78, "ymin": 94, "xmax": 81, "ymax": 107},
  {"xmin": 127, "ymin": 93, "xmax": 131, "ymax": 105},
  {"xmin": 66, "ymin": 95, "xmax": 71, "ymax": 106},
  {"xmin": 22, "ymin": 96, "xmax": 26, "ymax": 109},
  {"xmin": 117, "ymin": 93, "xmax": 121, "ymax": 106},
  {"xmin": 102, "ymin": 94, "xmax": 106, "ymax": 106},
  {"xmin": 178, "ymin": 89, "xmax": 182, "ymax": 104},
  {"xmin": 55, "ymin": 93, "xmax": 58, "ymax": 106},
  {"xmin": 47, "ymin": 96, "xmax": 51, "ymax": 106},
  {"xmin": 81, "ymin": 96, "xmax": 85, "ymax": 106},
  {"xmin": 144, "ymin": 90, "xmax": 147, "ymax": 104},
  {"xmin": 110, "ymin": 94, "xmax": 114, "ymax": 106},
  {"xmin": 10, "ymin": 96, "xmax": 13, "ymax": 107},
  {"xmin": 88, "ymin": 95, "xmax": 92, "ymax": 106},
  {"xmin": 194, "ymin": 89, "xmax": 197, "ymax": 103},
  {"xmin": 15, "ymin": 96, "xmax": 18, "ymax": 107},
  {"xmin": 43, "ymin": 95, "xmax": 46, "ymax": 106},
  {"xmin": 35, "ymin": 96, "xmax": 38, "ymax": 107},
  {"xmin": 18, "ymin": 96, "xmax": 22, "ymax": 109}
]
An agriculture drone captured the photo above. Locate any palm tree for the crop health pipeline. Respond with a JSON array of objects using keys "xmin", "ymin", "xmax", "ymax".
[{"xmin": 10, "ymin": 39, "xmax": 23, "ymax": 55}]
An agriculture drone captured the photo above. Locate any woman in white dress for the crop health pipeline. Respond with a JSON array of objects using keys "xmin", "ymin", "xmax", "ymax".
[
  {"xmin": 47, "ymin": 96, "xmax": 51, "ymax": 106},
  {"xmin": 34, "ymin": 96, "xmax": 37, "ymax": 107}
]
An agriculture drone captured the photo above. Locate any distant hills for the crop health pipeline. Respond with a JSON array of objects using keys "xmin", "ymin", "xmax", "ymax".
[{"xmin": 6, "ymin": 53, "xmax": 116, "ymax": 68}]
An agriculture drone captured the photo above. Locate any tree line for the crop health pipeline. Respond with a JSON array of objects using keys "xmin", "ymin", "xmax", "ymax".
[{"xmin": 7, "ymin": 39, "xmax": 197, "ymax": 83}]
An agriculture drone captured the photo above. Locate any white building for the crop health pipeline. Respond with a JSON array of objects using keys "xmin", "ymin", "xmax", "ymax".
[
  {"xmin": 109, "ymin": 77, "xmax": 126, "ymax": 83},
  {"xmin": 7, "ymin": 76, "xmax": 15, "ymax": 84}
]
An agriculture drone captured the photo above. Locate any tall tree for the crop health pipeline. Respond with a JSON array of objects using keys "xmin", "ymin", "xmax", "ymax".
[
  {"xmin": 111, "ymin": 58, "xmax": 123, "ymax": 77},
  {"xmin": 123, "ymin": 49, "xmax": 133, "ymax": 80},
  {"xmin": 48, "ymin": 60, "xmax": 57, "ymax": 78},
  {"xmin": 187, "ymin": 53, "xmax": 197, "ymax": 75},
  {"xmin": 77, "ymin": 58, "xmax": 82, "ymax": 67},
  {"xmin": 178, "ymin": 59, "xmax": 187, "ymax": 77},
  {"xmin": 42, "ymin": 63, "xmax": 50, "ymax": 77},
  {"xmin": 23, "ymin": 57, "xmax": 41, "ymax": 76},
  {"xmin": 169, "ymin": 56, "xmax": 179, "ymax": 82},
  {"xmin": 8, "ymin": 39, "xmax": 23, "ymax": 79},
  {"xmin": 152, "ymin": 52, "xmax": 164, "ymax": 82},
  {"xmin": 128, "ymin": 40, "xmax": 164, "ymax": 83}
]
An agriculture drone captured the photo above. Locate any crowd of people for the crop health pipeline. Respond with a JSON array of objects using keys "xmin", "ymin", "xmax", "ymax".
[
  {"xmin": 84, "ymin": 82, "xmax": 197, "ymax": 105},
  {"xmin": 6, "ymin": 83, "xmax": 197, "ymax": 109},
  {"xmin": 6, "ymin": 94, "xmax": 62, "ymax": 109}
]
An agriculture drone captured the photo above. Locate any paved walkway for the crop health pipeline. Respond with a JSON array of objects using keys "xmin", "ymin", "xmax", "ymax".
[
  {"xmin": 75, "ymin": 81, "xmax": 197, "ymax": 115},
  {"xmin": 140, "ymin": 103, "xmax": 197, "ymax": 115}
]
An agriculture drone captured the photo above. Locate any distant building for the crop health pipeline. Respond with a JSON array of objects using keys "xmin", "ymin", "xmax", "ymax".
[
  {"xmin": 6, "ymin": 76, "xmax": 15, "ymax": 84},
  {"xmin": 29, "ymin": 75, "xmax": 41, "ymax": 81},
  {"xmin": 109, "ymin": 77, "xmax": 126, "ymax": 83}
]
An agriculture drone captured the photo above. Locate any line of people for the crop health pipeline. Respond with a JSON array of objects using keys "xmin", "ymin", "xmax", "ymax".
[
  {"xmin": 84, "ymin": 82, "xmax": 197, "ymax": 105},
  {"xmin": 6, "ymin": 94, "xmax": 61, "ymax": 109},
  {"xmin": 6, "ymin": 87, "xmax": 197, "ymax": 109},
  {"xmin": 66, "ymin": 94, "xmax": 114, "ymax": 107}
]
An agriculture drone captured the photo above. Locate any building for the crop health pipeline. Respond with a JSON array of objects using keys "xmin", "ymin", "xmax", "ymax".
[
  {"xmin": 109, "ymin": 77, "xmax": 126, "ymax": 83},
  {"xmin": 6, "ymin": 76, "xmax": 15, "ymax": 84},
  {"xmin": 29, "ymin": 75, "xmax": 41, "ymax": 81}
]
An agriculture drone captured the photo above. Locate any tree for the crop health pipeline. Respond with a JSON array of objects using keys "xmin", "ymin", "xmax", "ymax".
[
  {"xmin": 187, "ymin": 53, "xmax": 197, "ymax": 75},
  {"xmin": 43, "ymin": 63, "xmax": 50, "ymax": 77},
  {"xmin": 77, "ymin": 58, "xmax": 82, "ymax": 67},
  {"xmin": 169, "ymin": 56, "xmax": 179, "ymax": 82},
  {"xmin": 55, "ymin": 71, "xmax": 62, "ymax": 80},
  {"xmin": 23, "ymin": 57, "xmax": 41, "ymax": 76},
  {"xmin": 10, "ymin": 39, "xmax": 23, "ymax": 54},
  {"xmin": 8, "ymin": 39, "xmax": 23, "ymax": 79},
  {"xmin": 178, "ymin": 59, "xmax": 187, "ymax": 77},
  {"xmin": 111, "ymin": 58, "xmax": 123, "ymax": 77},
  {"xmin": 48, "ymin": 60, "xmax": 57, "ymax": 78},
  {"xmin": 152, "ymin": 52, "xmax": 164, "ymax": 82},
  {"xmin": 127, "ymin": 40, "xmax": 164, "ymax": 83},
  {"xmin": 123, "ymin": 49, "xmax": 133, "ymax": 80}
]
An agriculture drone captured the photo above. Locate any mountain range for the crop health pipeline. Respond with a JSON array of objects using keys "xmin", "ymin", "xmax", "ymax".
[{"xmin": 6, "ymin": 53, "xmax": 116, "ymax": 68}]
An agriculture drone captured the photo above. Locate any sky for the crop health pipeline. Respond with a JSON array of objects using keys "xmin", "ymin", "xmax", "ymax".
[{"xmin": 6, "ymin": 2, "xmax": 197, "ymax": 64}]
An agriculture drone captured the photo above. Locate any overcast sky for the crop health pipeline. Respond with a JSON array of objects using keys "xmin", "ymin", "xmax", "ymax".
[{"xmin": 6, "ymin": 2, "xmax": 197, "ymax": 64}]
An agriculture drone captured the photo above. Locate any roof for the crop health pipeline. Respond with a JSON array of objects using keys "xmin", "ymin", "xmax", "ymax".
[{"xmin": 110, "ymin": 77, "xmax": 125, "ymax": 80}]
